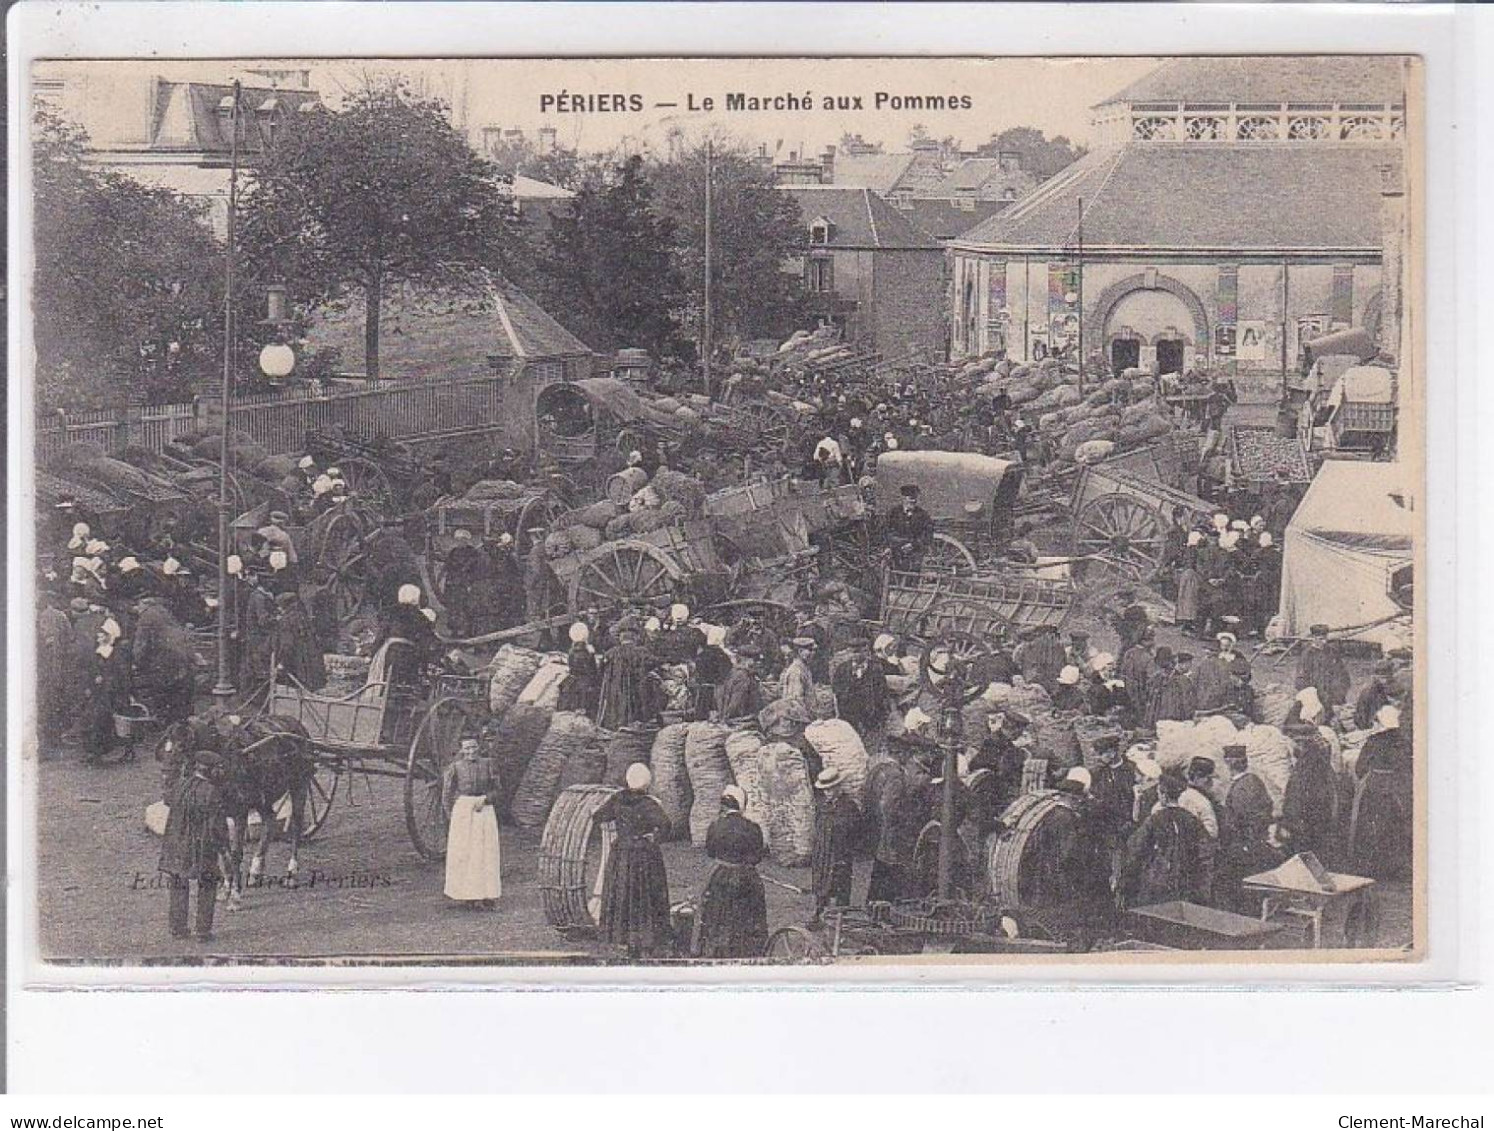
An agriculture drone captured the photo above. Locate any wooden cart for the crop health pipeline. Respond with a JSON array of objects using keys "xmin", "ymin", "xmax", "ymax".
[
  {"xmin": 880, "ymin": 565, "xmax": 1076, "ymax": 641},
  {"xmin": 266, "ymin": 643, "xmax": 492, "ymax": 861},
  {"xmin": 1069, "ymin": 445, "xmax": 1215, "ymax": 579}
]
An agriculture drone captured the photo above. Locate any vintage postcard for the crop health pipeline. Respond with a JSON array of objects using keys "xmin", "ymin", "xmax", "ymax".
[{"xmin": 18, "ymin": 53, "xmax": 1423, "ymax": 972}]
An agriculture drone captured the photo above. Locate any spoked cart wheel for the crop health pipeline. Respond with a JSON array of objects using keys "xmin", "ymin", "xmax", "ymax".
[
  {"xmin": 339, "ymin": 457, "xmax": 398, "ymax": 518},
  {"xmin": 926, "ymin": 532, "xmax": 979, "ymax": 576},
  {"xmin": 765, "ymin": 926, "xmax": 829, "ymax": 961},
  {"xmin": 1071, "ymin": 493, "xmax": 1165, "ymax": 579},
  {"xmin": 272, "ymin": 758, "xmax": 339, "ymax": 841},
  {"xmin": 318, "ymin": 511, "xmax": 369, "ymax": 624},
  {"xmin": 405, "ymin": 696, "xmax": 480, "ymax": 861},
  {"xmin": 918, "ymin": 632, "xmax": 994, "ymax": 700},
  {"xmin": 567, "ymin": 539, "xmax": 684, "ymax": 612}
]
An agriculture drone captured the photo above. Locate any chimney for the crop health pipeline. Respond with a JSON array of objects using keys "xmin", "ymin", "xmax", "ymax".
[
  {"xmin": 537, "ymin": 126, "xmax": 557, "ymax": 154},
  {"xmin": 1377, "ymin": 161, "xmax": 1405, "ymax": 366},
  {"xmin": 820, "ymin": 145, "xmax": 836, "ymax": 183}
]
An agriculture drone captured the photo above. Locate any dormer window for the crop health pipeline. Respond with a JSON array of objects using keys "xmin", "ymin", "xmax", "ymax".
[{"xmin": 809, "ymin": 217, "xmax": 835, "ymax": 245}]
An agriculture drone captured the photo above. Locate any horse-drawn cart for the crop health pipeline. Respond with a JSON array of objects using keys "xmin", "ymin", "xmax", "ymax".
[
  {"xmin": 266, "ymin": 641, "xmax": 492, "ymax": 860},
  {"xmin": 231, "ymin": 500, "xmax": 376, "ymax": 624}
]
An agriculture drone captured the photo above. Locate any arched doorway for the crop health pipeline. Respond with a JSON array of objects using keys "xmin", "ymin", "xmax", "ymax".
[
  {"xmin": 1103, "ymin": 288, "xmax": 1204, "ymax": 375},
  {"xmin": 1087, "ymin": 271, "xmax": 1210, "ymax": 374}
]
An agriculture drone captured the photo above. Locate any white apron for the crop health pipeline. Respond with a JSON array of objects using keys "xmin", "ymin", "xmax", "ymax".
[{"xmin": 444, "ymin": 796, "xmax": 502, "ymax": 901}]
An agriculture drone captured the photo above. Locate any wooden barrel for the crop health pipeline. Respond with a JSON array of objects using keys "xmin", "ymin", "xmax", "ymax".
[
  {"xmin": 538, "ymin": 784, "xmax": 620, "ymax": 932},
  {"xmin": 986, "ymin": 790, "xmax": 1081, "ymax": 910}
]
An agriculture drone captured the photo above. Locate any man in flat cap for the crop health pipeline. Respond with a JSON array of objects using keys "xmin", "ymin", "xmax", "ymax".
[{"xmin": 1295, "ymin": 623, "xmax": 1351, "ymax": 709}]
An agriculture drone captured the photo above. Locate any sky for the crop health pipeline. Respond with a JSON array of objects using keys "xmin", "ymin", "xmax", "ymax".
[{"xmin": 37, "ymin": 56, "xmax": 1161, "ymax": 155}]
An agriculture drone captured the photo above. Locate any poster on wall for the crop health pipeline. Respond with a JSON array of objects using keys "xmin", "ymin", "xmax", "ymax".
[
  {"xmin": 1215, "ymin": 324, "xmax": 1237, "ymax": 358},
  {"xmin": 1237, "ymin": 320, "xmax": 1268, "ymax": 362},
  {"xmin": 1047, "ymin": 263, "xmax": 1078, "ymax": 351}
]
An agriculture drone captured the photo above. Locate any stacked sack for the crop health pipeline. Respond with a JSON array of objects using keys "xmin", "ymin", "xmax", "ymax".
[
  {"xmin": 1155, "ymin": 715, "xmax": 1291, "ymax": 810},
  {"xmin": 461, "ymin": 479, "xmax": 528, "ymax": 502},
  {"xmin": 803, "ymin": 719, "xmax": 869, "ymax": 800},
  {"xmin": 1030, "ymin": 711, "xmax": 1083, "ymax": 774},
  {"xmin": 684, "ymin": 721, "xmax": 734, "ymax": 846},
  {"xmin": 603, "ymin": 724, "xmax": 656, "ymax": 788},
  {"xmin": 974, "ymin": 358, "xmax": 1185, "ymax": 470},
  {"xmin": 512, "ymin": 711, "xmax": 600, "ymax": 828},
  {"xmin": 649, "ymin": 722, "xmax": 694, "ymax": 839},
  {"xmin": 759, "ymin": 742, "xmax": 815, "ymax": 867},
  {"xmin": 485, "ymin": 703, "xmax": 555, "ymax": 820},
  {"xmin": 723, "ymin": 727, "xmax": 771, "ymax": 834},
  {"xmin": 516, "ymin": 655, "xmax": 571, "ymax": 710},
  {"xmin": 488, "ymin": 645, "xmax": 545, "ymax": 715}
]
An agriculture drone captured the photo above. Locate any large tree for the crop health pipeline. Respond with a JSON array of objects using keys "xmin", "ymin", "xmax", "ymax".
[
  {"xmin": 238, "ymin": 81, "xmax": 520, "ymax": 381},
  {"xmin": 530, "ymin": 155, "xmax": 684, "ymax": 358},
  {"xmin": 31, "ymin": 108, "xmax": 243, "ymax": 409},
  {"xmin": 648, "ymin": 142, "xmax": 810, "ymax": 351},
  {"xmin": 976, "ymin": 127, "xmax": 1087, "ymax": 180}
]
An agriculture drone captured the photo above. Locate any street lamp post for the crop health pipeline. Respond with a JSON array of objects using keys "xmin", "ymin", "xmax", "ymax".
[{"xmin": 212, "ymin": 81, "xmax": 244, "ymax": 701}]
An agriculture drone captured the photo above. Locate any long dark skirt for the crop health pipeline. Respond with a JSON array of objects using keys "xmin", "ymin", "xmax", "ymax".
[
  {"xmin": 599, "ymin": 837, "xmax": 672, "ymax": 956},
  {"xmin": 696, "ymin": 862, "xmax": 768, "ymax": 959},
  {"xmin": 1349, "ymin": 772, "xmax": 1412, "ymax": 880}
]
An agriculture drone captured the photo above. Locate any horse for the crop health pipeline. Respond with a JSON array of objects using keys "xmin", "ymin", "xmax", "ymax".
[{"xmin": 154, "ymin": 711, "xmax": 316, "ymax": 907}]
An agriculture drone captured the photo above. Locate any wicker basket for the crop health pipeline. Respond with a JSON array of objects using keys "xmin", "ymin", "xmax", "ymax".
[{"xmin": 113, "ymin": 701, "xmax": 156, "ymax": 741}]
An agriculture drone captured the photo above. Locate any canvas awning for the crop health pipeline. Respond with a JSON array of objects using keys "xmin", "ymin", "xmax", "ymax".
[{"xmin": 1278, "ymin": 460, "xmax": 1414, "ymax": 645}]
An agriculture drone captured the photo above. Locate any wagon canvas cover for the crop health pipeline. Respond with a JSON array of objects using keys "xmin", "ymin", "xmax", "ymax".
[{"xmin": 1278, "ymin": 460, "xmax": 1413, "ymax": 645}]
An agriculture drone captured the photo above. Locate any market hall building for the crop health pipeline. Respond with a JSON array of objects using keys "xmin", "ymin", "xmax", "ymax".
[{"xmin": 947, "ymin": 57, "xmax": 1408, "ymax": 382}]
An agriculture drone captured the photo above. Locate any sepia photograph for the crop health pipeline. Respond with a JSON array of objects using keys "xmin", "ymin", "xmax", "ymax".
[{"xmin": 19, "ymin": 52, "xmax": 1422, "ymax": 970}]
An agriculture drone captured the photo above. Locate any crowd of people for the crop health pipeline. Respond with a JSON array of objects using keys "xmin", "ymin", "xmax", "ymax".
[{"xmin": 41, "ymin": 344, "xmax": 1413, "ymax": 958}]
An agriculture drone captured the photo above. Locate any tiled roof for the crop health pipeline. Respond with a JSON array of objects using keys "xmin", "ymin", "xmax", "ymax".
[
  {"xmin": 777, "ymin": 186, "xmax": 941, "ymax": 251},
  {"xmin": 953, "ymin": 143, "xmax": 1400, "ymax": 252},
  {"xmin": 899, "ymin": 197, "xmax": 1012, "ymax": 242},
  {"xmin": 931, "ymin": 158, "xmax": 1005, "ymax": 193},
  {"xmin": 831, "ymin": 152, "xmax": 918, "ymax": 194},
  {"xmin": 1097, "ymin": 56, "xmax": 1407, "ymax": 108},
  {"xmin": 305, "ymin": 277, "xmax": 594, "ymax": 378}
]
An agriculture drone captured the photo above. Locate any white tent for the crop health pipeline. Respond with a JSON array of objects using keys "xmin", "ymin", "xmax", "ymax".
[{"xmin": 1278, "ymin": 460, "xmax": 1414, "ymax": 646}]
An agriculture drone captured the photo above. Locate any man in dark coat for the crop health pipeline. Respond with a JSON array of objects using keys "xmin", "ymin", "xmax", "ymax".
[
  {"xmin": 1088, "ymin": 736, "xmax": 1137, "ymax": 846},
  {"xmin": 522, "ymin": 530, "xmax": 562, "ymax": 647},
  {"xmin": 691, "ymin": 627, "xmax": 733, "ymax": 721},
  {"xmin": 440, "ymin": 528, "xmax": 494, "ymax": 638},
  {"xmin": 885, "ymin": 484, "xmax": 935, "ymax": 572},
  {"xmin": 1353, "ymin": 661, "xmax": 1399, "ymax": 731},
  {"xmin": 159, "ymin": 750, "xmax": 228, "ymax": 942},
  {"xmin": 866, "ymin": 744, "xmax": 931, "ymax": 904},
  {"xmin": 697, "ymin": 787, "xmax": 769, "ymax": 959},
  {"xmin": 1213, "ymin": 744, "xmax": 1278, "ymax": 911},
  {"xmin": 1146, "ymin": 649, "xmax": 1196, "ymax": 727},
  {"xmin": 1295, "ymin": 624, "xmax": 1352, "ymax": 709},
  {"xmin": 1281, "ymin": 724, "xmax": 1339, "ymax": 861},
  {"xmin": 1117, "ymin": 634, "xmax": 1155, "ymax": 720},
  {"xmin": 715, "ymin": 648, "xmax": 767, "ymax": 724},
  {"xmin": 832, "ymin": 641, "xmax": 889, "ymax": 738},
  {"xmin": 596, "ymin": 620, "xmax": 660, "ymax": 730},
  {"xmin": 1014, "ymin": 624, "xmax": 1066, "ymax": 693},
  {"xmin": 1118, "ymin": 772, "xmax": 1211, "ymax": 909},
  {"xmin": 810, "ymin": 767, "xmax": 861, "ymax": 922},
  {"xmin": 273, "ymin": 591, "xmax": 328, "ymax": 692},
  {"xmin": 486, "ymin": 533, "xmax": 524, "ymax": 630}
]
